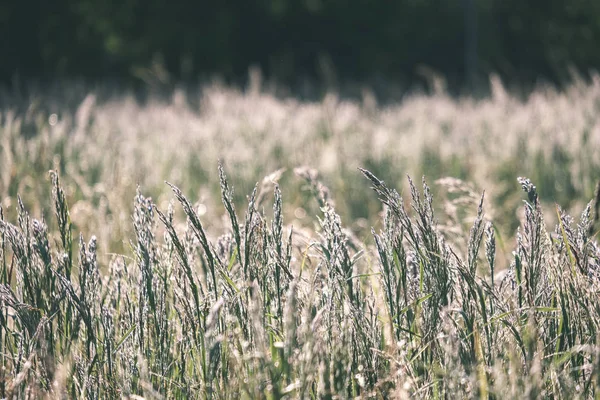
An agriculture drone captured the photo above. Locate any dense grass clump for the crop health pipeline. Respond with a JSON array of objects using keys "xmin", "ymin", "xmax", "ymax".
[{"xmin": 1, "ymin": 164, "xmax": 600, "ymax": 398}]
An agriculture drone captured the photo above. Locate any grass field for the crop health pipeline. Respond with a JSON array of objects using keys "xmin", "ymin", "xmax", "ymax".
[{"xmin": 1, "ymin": 78, "xmax": 600, "ymax": 398}]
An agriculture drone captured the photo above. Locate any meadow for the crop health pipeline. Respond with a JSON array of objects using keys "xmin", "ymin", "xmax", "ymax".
[{"xmin": 1, "ymin": 76, "xmax": 600, "ymax": 398}]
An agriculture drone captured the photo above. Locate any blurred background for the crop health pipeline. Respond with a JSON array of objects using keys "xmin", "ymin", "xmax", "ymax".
[{"xmin": 2, "ymin": 0, "xmax": 600, "ymax": 95}]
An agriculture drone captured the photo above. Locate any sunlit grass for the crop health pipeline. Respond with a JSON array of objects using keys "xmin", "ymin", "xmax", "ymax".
[{"xmin": 1, "ymin": 78, "xmax": 600, "ymax": 397}]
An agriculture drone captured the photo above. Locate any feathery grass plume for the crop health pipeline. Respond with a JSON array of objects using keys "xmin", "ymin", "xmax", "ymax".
[
  {"xmin": 485, "ymin": 221, "xmax": 496, "ymax": 286},
  {"xmin": 167, "ymin": 181, "xmax": 219, "ymax": 298},
  {"xmin": 155, "ymin": 204, "xmax": 203, "ymax": 339},
  {"xmin": 10, "ymin": 197, "xmax": 37, "ymax": 311},
  {"xmin": 132, "ymin": 189, "xmax": 157, "ymax": 353},
  {"xmin": 271, "ymin": 184, "xmax": 288, "ymax": 322},
  {"xmin": 133, "ymin": 189, "xmax": 157, "ymax": 311},
  {"xmin": 243, "ymin": 183, "xmax": 259, "ymax": 279},
  {"xmin": 218, "ymin": 161, "xmax": 243, "ymax": 278},
  {"xmin": 435, "ymin": 177, "xmax": 489, "ymax": 255},
  {"xmin": 50, "ymin": 170, "xmax": 73, "ymax": 279},
  {"xmin": 467, "ymin": 193, "xmax": 485, "ymax": 276},
  {"xmin": 515, "ymin": 176, "xmax": 549, "ymax": 307},
  {"xmin": 31, "ymin": 218, "xmax": 54, "ymax": 305},
  {"xmin": 77, "ymin": 234, "xmax": 100, "ymax": 359},
  {"xmin": 255, "ymin": 167, "xmax": 286, "ymax": 209},
  {"xmin": 359, "ymin": 168, "xmax": 402, "ymax": 217},
  {"xmin": 294, "ymin": 166, "xmax": 333, "ymax": 208}
]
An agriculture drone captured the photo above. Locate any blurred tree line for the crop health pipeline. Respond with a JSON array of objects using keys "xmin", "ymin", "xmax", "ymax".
[{"xmin": 1, "ymin": 0, "xmax": 600, "ymax": 92}]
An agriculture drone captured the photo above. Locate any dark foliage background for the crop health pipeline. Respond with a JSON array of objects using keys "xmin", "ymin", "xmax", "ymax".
[{"xmin": 2, "ymin": 0, "xmax": 600, "ymax": 91}]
